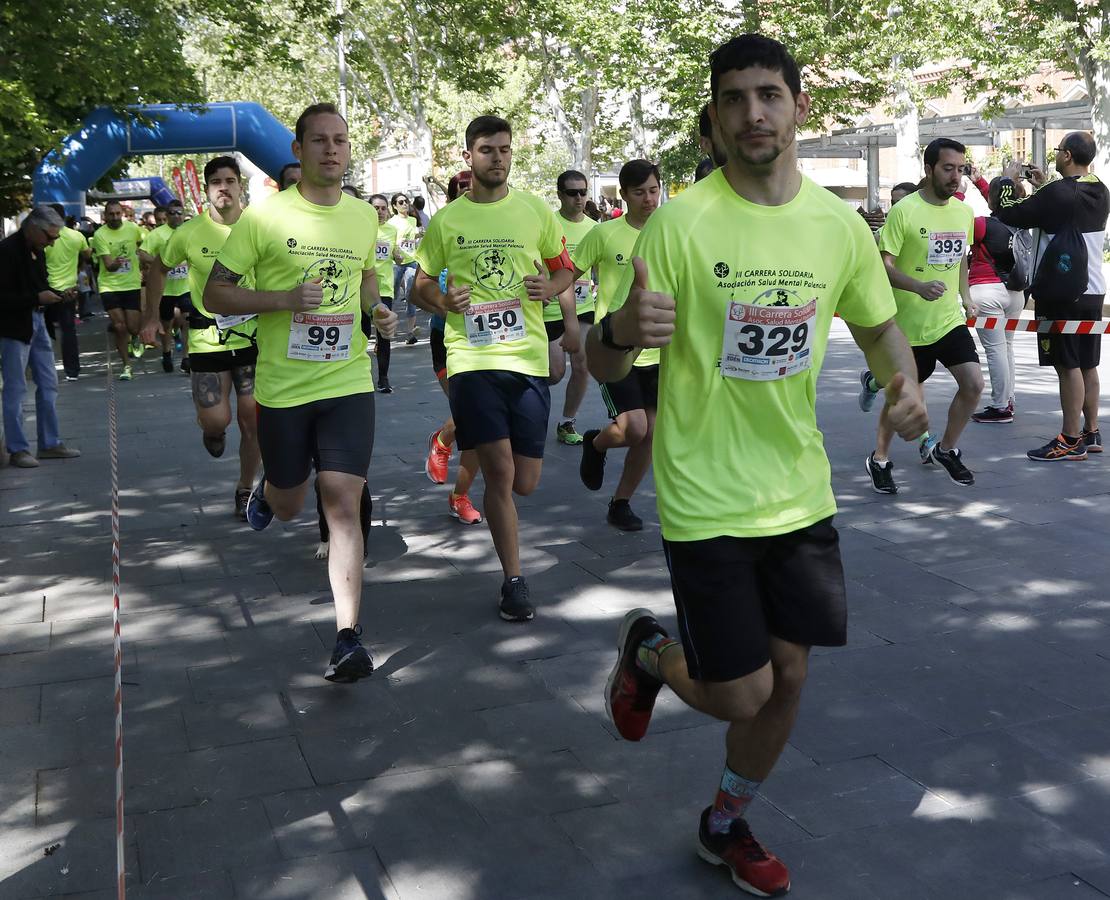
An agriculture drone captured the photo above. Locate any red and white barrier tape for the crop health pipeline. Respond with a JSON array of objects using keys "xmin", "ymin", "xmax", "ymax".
[
  {"xmin": 106, "ymin": 336, "xmax": 125, "ymax": 900},
  {"xmin": 966, "ymin": 317, "xmax": 1109, "ymax": 334}
]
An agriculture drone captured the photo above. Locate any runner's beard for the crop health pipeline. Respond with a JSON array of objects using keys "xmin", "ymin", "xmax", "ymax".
[{"xmin": 474, "ymin": 168, "xmax": 508, "ymax": 190}]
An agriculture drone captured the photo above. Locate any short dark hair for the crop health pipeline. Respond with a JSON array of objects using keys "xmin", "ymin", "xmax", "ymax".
[
  {"xmin": 412, "ymin": 195, "xmax": 425, "ymax": 210},
  {"xmin": 277, "ymin": 162, "xmax": 300, "ymax": 189},
  {"xmin": 465, "ymin": 115, "xmax": 511, "ymax": 150},
  {"xmin": 341, "ymin": 184, "xmax": 362, "ymax": 199},
  {"xmin": 205, "ymin": 155, "xmax": 241, "ymax": 183},
  {"xmin": 923, "ymin": 138, "xmax": 966, "ymax": 169},
  {"xmin": 557, "ymin": 170, "xmax": 588, "ymax": 193},
  {"xmin": 295, "ymin": 102, "xmax": 347, "ymax": 144},
  {"xmin": 167, "ymin": 198, "xmax": 184, "ymax": 209},
  {"xmin": 892, "ymin": 181, "xmax": 918, "ymax": 196},
  {"xmin": 694, "ymin": 157, "xmax": 716, "ymax": 182},
  {"xmin": 154, "ymin": 205, "xmax": 169, "ymax": 214},
  {"xmin": 104, "ymin": 199, "xmax": 122, "ymax": 209},
  {"xmin": 1061, "ymin": 131, "xmax": 1096, "ymax": 167},
  {"xmin": 369, "ymin": 193, "xmax": 388, "ymax": 206},
  {"xmin": 619, "ymin": 159, "xmax": 661, "ymax": 192},
  {"xmin": 49, "ymin": 202, "xmax": 65, "ymax": 218},
  {"xmin": 710, "ymin": 34, "xmax": 802, "ymax": 102},
  {"xmin": 699, "ymin": 104, "xmax": 712, "ymax": 140}
]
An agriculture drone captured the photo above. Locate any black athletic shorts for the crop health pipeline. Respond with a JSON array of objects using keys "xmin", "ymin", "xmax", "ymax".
[
  {"xmin": 430, "ymin": 325, "xmax": 447, "ymax": 379},
  {"xmin": 361, "ymin": 297, "xmax": 393, "ymax": 341},
  {"xmin": 188, "ymin": 345, "xmax": 258, "ymax": 373},
  {"xmin": 544, "ymin": 312, "xmax": 595, "ymax": 343},
  {"xmin": 257, "ymin": 391, "xmax": 375, "ymax": 489},
  {"xmin": 159, "ymin": 293, "xmax": 190, "ymax": 322},
  {"xmin": 448, "ymin": 370, "xmax": 550, "ymax": 458},
  {"xmin": 601, "ymin": 364, "xmax": 659, "ymax": 417},
  {"xmin": 912, "ymin": 325, "xmax": 979, "ymax": 383},
  {"xmin": 1036, "ymin": 293, "xmax": 1103, "ymax": 370},
  {"xmin": 101, "ymin": 289, "xmax": 142, "ymax": 312},
  {"xmin": 663, "ymin": 517, "xmax": 848, "ymax": 682}
]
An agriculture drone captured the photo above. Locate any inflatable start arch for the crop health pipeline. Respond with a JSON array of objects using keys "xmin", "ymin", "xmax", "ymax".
[{"xmin": 33, "ymin": 102, "xmax": 296, "ymax": 216}]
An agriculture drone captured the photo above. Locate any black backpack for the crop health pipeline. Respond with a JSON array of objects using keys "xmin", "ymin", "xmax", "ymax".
[{"xmin": 1030, "ymin": 179, "xmax": 1088, "ymax": 304}]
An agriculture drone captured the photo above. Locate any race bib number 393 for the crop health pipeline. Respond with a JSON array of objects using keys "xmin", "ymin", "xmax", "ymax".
[
  {"xmin": 287, "ymin": 312, "xmax": 355, "ymax": 361},
  {"xmin": 464, "ymin": 298, "xmax": 526, "ymax": 346},
  {"xmin": 721, "ymin": 299, "xmax": 815, "ymax": 381},
  {"xmin": 927, "ymin": 231, "xmax": 966, "ymax": 266}
]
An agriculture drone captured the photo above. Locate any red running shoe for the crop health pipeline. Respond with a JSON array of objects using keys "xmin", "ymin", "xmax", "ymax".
[
  {"xmin": 425, "ymin": 429, "xmax": 451, "ymax": 484},
  {"xmin": 449, "ymin": 493, "xmax": 483, "ymax": 525},
  {"xmin": 604, "ymin": 608, "xmax": 666, "ymax": 741},
  {"xmin": 697, "ymin": 808, "xmax": 791, "ymax": 897}
]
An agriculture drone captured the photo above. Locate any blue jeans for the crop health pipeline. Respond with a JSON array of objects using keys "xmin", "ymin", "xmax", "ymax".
[
  {"xmin": 393, "ymin": 263, "xmax": 418, "ymax": 318},
  {"xmin": 1, "ymin": 310, "xmax": 61, "ymax": 453}
]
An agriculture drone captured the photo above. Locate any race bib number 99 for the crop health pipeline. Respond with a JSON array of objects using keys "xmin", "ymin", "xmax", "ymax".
[
  {"xmin": 287, "ymin": 312, "xmax": 355, "ymax": 361},
  {"xmin": 721, "ymin": 299, "xmax": 815, "ymax": 381},
  {"xmin": 927, "ymin": 231, "xmax": 966, "ymax": 266},
  {"xmin": 465, "ymin": 298, "xmax": 526, "ymax": 346},
  {"xmin": 573, "ymin": 280, "xmax": 592, "ymax": 305}
]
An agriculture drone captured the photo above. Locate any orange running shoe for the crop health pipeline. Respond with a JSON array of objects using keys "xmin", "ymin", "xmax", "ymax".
[
  {"xmin": 425, "ymin": 429, "xmax": 452, "ymax": 484},
  {"xmin": 449, "ymin": 493, "xmax": 483, "ymax": 525}
]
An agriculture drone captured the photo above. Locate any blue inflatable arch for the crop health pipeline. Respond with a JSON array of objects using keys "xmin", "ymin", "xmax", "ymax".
[{"xmin": 33, "ymin": 102, "xmax": 296, "ymax": 216}]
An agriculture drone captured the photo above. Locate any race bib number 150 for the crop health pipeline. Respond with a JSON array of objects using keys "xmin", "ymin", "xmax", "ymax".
[
  {"xmin": 464, "ymin": 298, "xmax": 526, "ymax": 346},
  {"xmin": 721, "ymin": 299, "xmax": 815, "ymax": 381}
]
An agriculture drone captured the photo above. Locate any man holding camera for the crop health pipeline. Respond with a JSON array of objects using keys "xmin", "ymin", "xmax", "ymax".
[{"xmin": 995, "ymin": 132, "xmax": 1109, "ymax": 461}]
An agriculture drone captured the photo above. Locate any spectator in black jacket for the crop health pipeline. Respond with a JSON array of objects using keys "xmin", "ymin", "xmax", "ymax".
[
  {"xmin": 996, "ymin": 132, "xmax": 1109, "ymax": 461},
  {"xmin": 0, "ymin": 207, "xmax": 82, "ymax": 468}
]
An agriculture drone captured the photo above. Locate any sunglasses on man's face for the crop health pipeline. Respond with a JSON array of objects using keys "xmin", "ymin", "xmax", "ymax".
[{"xmin": 562, "ymin": 189, "xmax": 588, "ymax": 197}]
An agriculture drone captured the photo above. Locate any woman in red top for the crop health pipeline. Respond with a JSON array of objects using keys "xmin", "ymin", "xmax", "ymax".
[{"xmin": 969, "ymin": 173, "xmax": 1029, "ymax": 423}]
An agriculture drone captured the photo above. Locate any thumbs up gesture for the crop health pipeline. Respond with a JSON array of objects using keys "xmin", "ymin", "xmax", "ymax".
[
  {"xmin": 883, "ymin": 371, "xmax": 928, "ymax": 441},
  {"xmin": 610, "ymin": 257, "xmax": 675, "ymax": 349},
  {"xmin": 444, "ymin": 273, "xmax": 471, "ymax": 313},
  {"xmin": 523, "ymin": 259, "xmax": 552, "ymax": 302},
  {"xmin": 287, "ymin": 277, "xmax": 323, "ymax": 312}
]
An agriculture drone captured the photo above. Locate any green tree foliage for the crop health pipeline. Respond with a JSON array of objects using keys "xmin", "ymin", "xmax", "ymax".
[{"xmin": 0, "ymin": 0, "xmax": 202, "ymax": 215}]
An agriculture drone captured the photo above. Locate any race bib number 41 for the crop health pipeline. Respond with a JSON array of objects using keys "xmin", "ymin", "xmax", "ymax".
[
  {"xmin": 464, "ymin": 298, "xmax": 526, "ymax": 346},
  {"xmin": 287, "ymin": 312, "xmax": 355, "ymax": 361},
  {"xmin": 721, "ymin": 299, "xmax": 815, "ymax": 381},
  {"xmin": 399, "ymin": 238, "xmax": 419, "ymax": 255},
  {"xmin": 927, "ymin": 231, "xmax": 966, "ymax": 266}
]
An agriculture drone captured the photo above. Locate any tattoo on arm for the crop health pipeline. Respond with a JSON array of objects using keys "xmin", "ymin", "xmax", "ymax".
[
  {"xmin": 209, "ymin": 261, "xmax": 243, "ymax": 285},
  {"xmin": 231, "ymin": 365, "xmax": 255, "ymax": 397},
  {"xmin": 191, "ymin": 371, "xmax": 224, "ymax": 408}
]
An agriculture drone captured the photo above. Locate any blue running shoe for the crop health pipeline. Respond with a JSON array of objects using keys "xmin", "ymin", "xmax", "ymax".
[
  {"xmin": 245, "ymin": 479, "xmax": 274, "ymax": 531},
  {"xmin": 919, "ymin": 432, "xmax": 938, "ymax": 464},
  {"xmin": 858, "ymin": 369, "xmax": 880, "ymax": 412},
  {"xmin": 324, "ymin": 625, "xmax": 374, "ymax": 683}
]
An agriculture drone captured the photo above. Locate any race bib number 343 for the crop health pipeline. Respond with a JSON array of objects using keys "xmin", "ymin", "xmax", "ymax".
[
  {"xmin": 287, "ymin": 312, "xmax": 355, "ymax": 361},
  {"xmin": 465, "ymin": 298, "xmax": 526, "ymax": 346},
  {"xmin": 721, "ymin": 299, "xmax": 815, "ymax": 381}
]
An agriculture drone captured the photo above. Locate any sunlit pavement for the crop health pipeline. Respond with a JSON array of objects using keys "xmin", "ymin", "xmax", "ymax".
[{"xmin": 2, "ymin": 316, "xmax": 1110, "ymax": 898}]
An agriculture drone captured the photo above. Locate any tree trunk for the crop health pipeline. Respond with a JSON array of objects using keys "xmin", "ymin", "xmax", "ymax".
[
  {"xmin": 891, "ymin": 75, "xmax": 920, "ymax": 185},
  {"xmin": 576, "ymin": 80, "xmax": 598, "ymax": 172},
  {"xmin": 1076, "ymin": 36, "xmax": 1110, "ymax": 180},
  {"xmin": 630, "ymin": 88, "xmax": 647, "ymax": 158}
]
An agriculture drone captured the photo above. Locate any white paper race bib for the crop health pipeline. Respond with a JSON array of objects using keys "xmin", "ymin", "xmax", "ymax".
[
  {"xmin": 375, "ymin": 241, "xmax": 391, "ymax": 262},
  {"xmin": 399, "ymin": 238, "xmax": 419, "ymax": 255},
  {"xmin": 167, "ymin": 264, "xmax": 188, "ymax": 281},
  {"xmin": 927, "ymin": 231, "xmax": 966, "ymax": 266},
  {"xmin": 215, "ymin": 313, "xmax": 257, "ymax": 331},
  {"xmin": 721, "ymin": 299, "xmax": 815, "ymax": 381},
  {"xmin": 287, "ymin": 312, "xmax": 355, "ymax": 361},
  {"xmin": 464, "ymin": 298, "xmax": 526, "ymax": 346},
  {"xmin": 573, "ymin": 280, "xmax": 592, "ymax": 305},
  {"xmin": 117, "ymin": 258, "xmax": 132, "ymax": 274}
]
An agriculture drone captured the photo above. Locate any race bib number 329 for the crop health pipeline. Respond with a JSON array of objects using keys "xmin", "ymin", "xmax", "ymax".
[
  {"xmin": 287, "ymin": 312, "xmax": 355, "ymax": 361},
  {"xmin": 721, "ymin": 299, "xmax": 815, "ymax": 381},
  {"xmin": 464, "ymin": 298, "xmax": 526, "ymax": 346}
]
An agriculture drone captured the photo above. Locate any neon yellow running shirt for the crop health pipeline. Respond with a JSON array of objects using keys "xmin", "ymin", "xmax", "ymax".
[
  {"xmin": 544, "ymin": 214, "xmax": 597, "ymax": 323},
  {"xmin": 90, "ymin": 221, "xmax": 143, "ymax": 292},
  {"xmin": 143, "ymin": 224, "xmax": 190, "ymax": 298},
  {"xmin": 44, "ymin": 227, "xmax": 88, "ymax": 292}
]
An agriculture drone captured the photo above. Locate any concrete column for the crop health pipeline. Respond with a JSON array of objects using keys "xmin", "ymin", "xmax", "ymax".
[
  {"xmin": 866, "ymin": 140, "xmax": 880, "ymax": 211},
  {"xmin": 1032, "ymin": 118, "xmax": 1047, "ymax": 169}
]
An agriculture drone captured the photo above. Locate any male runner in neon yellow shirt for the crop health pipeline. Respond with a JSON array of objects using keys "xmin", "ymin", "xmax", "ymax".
[
  {"xmin": 545, "ymin": 170, "xmax": 596, "ymax": 446},
  {"xmin": 43, "ymin": 208, "xmax": 89, "ymax": 380},
  {"xmin": 573, "ymin": 159, "xmax": 661, "ymax": 531},
  {"xmin": 413, "ymin": 115, "xmax": 575, "ymax": 622},
  {"xmin": 588, "ymin": 35, "xmax": 927, "ymax": 896},
  {"xmin": 90, "ymin": 200, "xmax": 144, "ymax": 379},
  {"xmin": 389, "ymin": 195, "xmax": 422, "ymax": 343},
  {"xmin": 861, "ymin": 138, "xmax": 981, "ymax": 492},
  {"xmin": 142, "ymin": 157, "xmax": 262, "ymax": 520},
  {"xmin": 140, "ymin": 199, "xmax": 191, "ymax": 373},
  {"xmin": 205, "ymin": 104, "xmax": 397, "ymax": 683}
]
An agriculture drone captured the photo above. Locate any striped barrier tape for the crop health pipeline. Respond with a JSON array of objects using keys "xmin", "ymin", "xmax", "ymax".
[{"xmin": 966, "ymin": 317, "xmax": 1109, "ymax": 334}]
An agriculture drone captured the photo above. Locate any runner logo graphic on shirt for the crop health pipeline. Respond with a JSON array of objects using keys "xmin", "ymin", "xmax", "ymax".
[
  {"xmin": 303, "ymin": 257, "xmax": 351, "ymax": 308},
  {"xmin": 474, "ymin": 248, "xmax": 514, "ymax": 291}
]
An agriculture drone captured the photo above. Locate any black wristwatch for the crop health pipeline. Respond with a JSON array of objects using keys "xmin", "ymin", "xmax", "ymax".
[{"xmin": 599, "ymin": 313, "xmax": 634, "ymax": 352}]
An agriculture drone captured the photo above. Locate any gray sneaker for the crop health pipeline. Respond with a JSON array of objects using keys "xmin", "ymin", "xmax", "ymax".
[
  {"xmin": 858, "ymin": 370, "xmax": 880, "ymax": 412},
  {"xmin": 37, "ymin": 444, "xmax": 81, "ymax": 459},
  {"xmin": 9, "ymin": 451, "xmax": 39, "ymax": 468}
]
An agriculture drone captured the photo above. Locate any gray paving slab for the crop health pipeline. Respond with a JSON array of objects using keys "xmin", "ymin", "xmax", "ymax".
[{"xmin": 4, "ymin": 319, "xmax": 1110, "ymax": 897}]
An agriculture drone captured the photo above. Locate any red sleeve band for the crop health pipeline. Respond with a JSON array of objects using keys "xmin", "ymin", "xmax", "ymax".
[{"xmin": 544, "ymin": 248, "xmax": 574, "ymax": 273}]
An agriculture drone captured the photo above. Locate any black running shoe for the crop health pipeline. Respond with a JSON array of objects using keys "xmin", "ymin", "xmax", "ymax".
[
  {"xmin": 234, "ymin": 488, "xmax": 250, "ymax": 521},
  {"xmin": 1028, "ymin": 434, "xmax": 1087, "ymax": 462},
  {"xmin": 607, "ymin": 498, "xmax": 643, "ymax": 531},
  {"xmin": 377, "ymin": 377, "xmax": 393, "ymax": 394},
  {"xmin": 324, "ymin": 625, "xmax": 374, "ymax": 683},
  {"xmin": 931, "ymin": 445, "xmax": 974, "ymax": 485},
  {"xmin": 161, "ymin": 352, "xmax": 173, "ymax": 373},
  {"xmin": 971, "ymin": 405, "xmax": 1014, "ymax": 424},
  {"xmin": 1083, "ymin": 428, "xmax": 1103, "ymax": 453},
  {"xmin": 865, "ymin": 453, "xmax": 898, "ymax": 494},
  {"xmin": 499, "ymin": 576, "xmax": 534, "ymax": 622},
  {"xmin": 580, "ymin": 429, "xmax": 606, "ymax": 491},
  {"xmin": 202, "ymin": 431, "xmax": 226, "ymax": 458},
  {"xmin": 180, "ymin": 357, "xmax": 191, "ymax": 374}
]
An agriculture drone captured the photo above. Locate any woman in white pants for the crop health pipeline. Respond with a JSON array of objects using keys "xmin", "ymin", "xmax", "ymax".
[{"xmin": 969, "ymin": 177, "xmax": 1029, "ymax": 423}]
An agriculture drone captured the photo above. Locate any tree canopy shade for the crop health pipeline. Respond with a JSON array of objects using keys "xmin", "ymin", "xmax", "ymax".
[{"xmin": 0, "ymin": 0, "xmax": 202, "ymax": 216}]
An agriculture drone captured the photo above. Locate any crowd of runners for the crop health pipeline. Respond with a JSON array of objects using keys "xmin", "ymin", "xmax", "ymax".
[{"xmin": 9, "ymin": 30, "xmax": 1108, "ymax": 898}]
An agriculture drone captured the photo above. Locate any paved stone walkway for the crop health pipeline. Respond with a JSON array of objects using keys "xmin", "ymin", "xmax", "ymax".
[{"xmin": 2, "ymin": 316, "xmax": 1110, "ymax": 899}]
